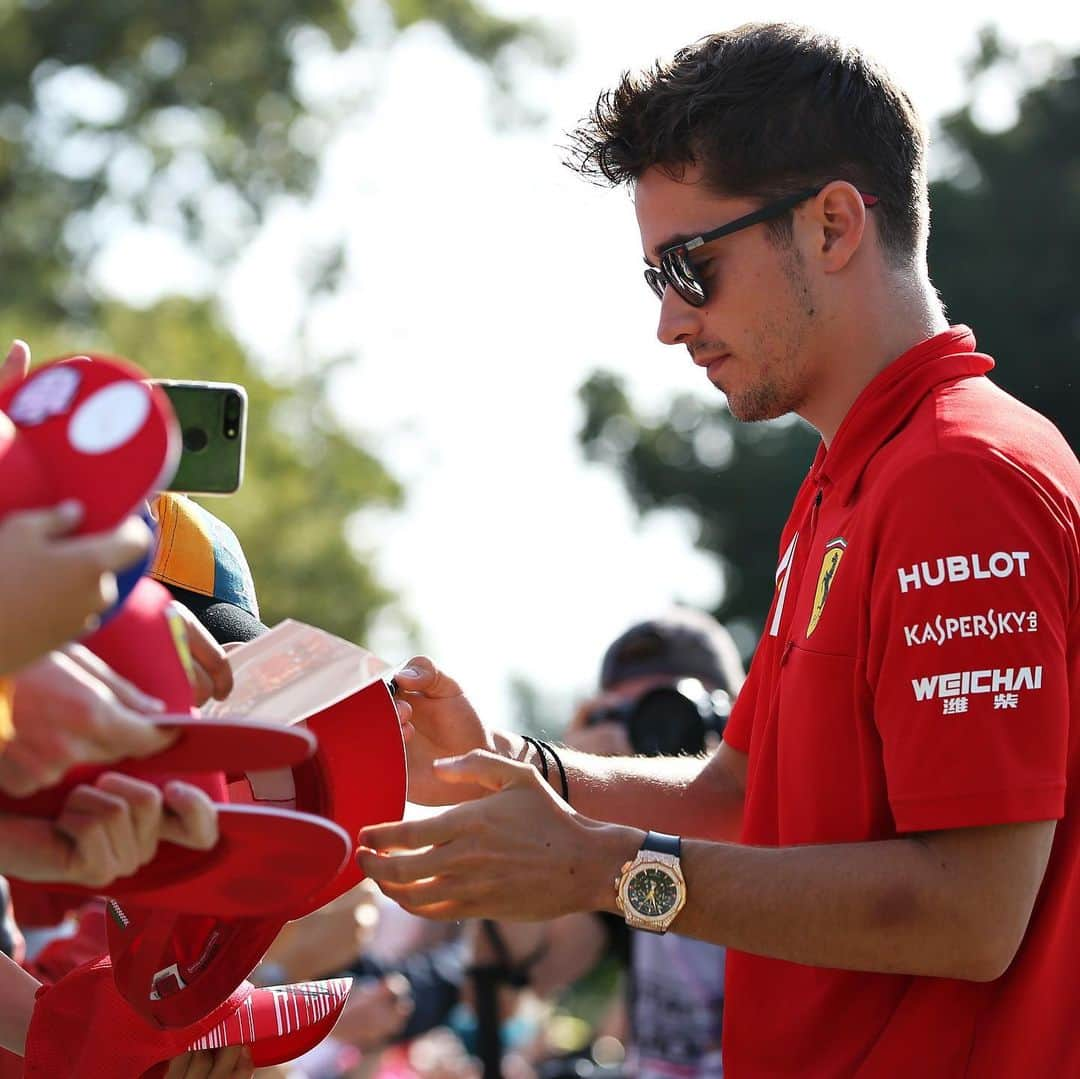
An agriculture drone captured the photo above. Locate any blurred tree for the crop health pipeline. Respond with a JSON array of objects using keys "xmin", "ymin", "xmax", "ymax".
[
  {"xmin": 0, "ymin": 0, "xmax": 559, "ymax": 321},
  {"xmin": 578, "ymin": 33, "xmax": 1080, "ymax": 644},
  {"xmin": 929, "ymin": 39, "xmax": 1080, "ymax": 450},
  {"xmin": 0, "ymin": 0, "xmax": 558, "ymax": 642},
  {"xmin": 578, "ymin": 373, "xmax": 817, "ymax": 645}
]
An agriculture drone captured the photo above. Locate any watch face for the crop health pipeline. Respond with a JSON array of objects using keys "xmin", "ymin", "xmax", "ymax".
[{"xmin": 626, "ymin": 865, "xmax": 680, "ymax": 918}]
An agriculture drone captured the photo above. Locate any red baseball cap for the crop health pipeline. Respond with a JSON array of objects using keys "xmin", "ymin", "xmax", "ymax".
[
  {"xmin": 23, "ymin": 955, "xmax": 353, "ymax": 1076},
  {"xmin": 227, "ymin": 677, "xmax": 407, "ymax": 916},
  {"xmin": 186, "ymin": 976, "xmax": 354, "ymax": 1066}
]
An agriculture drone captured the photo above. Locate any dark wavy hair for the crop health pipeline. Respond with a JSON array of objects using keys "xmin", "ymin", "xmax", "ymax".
[{"xmin": 565, "ymin": 23, "xmax": 928, "ymax": 263}]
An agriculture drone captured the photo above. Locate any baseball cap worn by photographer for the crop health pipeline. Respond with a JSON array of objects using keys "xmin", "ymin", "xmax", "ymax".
[
  {"xmin": 599, "ymin": 607, "xmax": 745, "ymax": 695},
  {"xmin": 148, "ymin": 492, "xmax": 267, "ymax": 644}
]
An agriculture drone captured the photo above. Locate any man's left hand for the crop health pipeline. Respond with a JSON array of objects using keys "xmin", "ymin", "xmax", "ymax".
[{"xmin": 357, "ymin": 750, "xmax": 640, "ymax": 921}]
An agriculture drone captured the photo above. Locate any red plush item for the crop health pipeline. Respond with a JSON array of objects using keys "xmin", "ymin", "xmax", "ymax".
[
  {"xmin": 0, "ymin": 353, "xmax": 178, "ymax": 535},
  {"xmin": 228, "ymin": 678, "xmax": 407, "ymax": 915}
]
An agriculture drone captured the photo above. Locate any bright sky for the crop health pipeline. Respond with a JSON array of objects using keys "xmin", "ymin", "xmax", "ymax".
[{"xmin": 98, "ymin": 1, "xmax": 1080, "ymax": 730}]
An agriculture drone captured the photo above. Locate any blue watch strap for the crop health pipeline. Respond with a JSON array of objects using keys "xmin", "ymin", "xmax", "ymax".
[{"xmin": 641, "ymin": 831, "xmax": 681, "ymax": 858}]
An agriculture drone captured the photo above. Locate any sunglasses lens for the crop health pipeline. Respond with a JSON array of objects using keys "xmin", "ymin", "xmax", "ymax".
[
  {"xmin": 663, "ymin": 249, "xmax": 706, "ymax": 306},
  {"xmin": 644, "ymin": 267, "xmax": 666, "ymax": 301}
]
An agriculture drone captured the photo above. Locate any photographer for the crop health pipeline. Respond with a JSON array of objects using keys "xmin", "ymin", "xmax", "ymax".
[{"xmin": 472, "ymin": 610, "xmax": 744, "ymax": 1079}]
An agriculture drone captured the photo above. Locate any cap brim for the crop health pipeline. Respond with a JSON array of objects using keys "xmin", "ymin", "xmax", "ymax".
[
  {"xmin": 229, "ymin": 679, "xmax": 407, "ymax": 916},
  {"xmin": 187, "ymin": 977, "xmax": 353, "ymax": 1066},
  {"xmin": 166, "ymin": 585, "xmax": 268, "ymax": 645},
  {"xmin": 0, "ymin": 719, "xmax": 315, "ymax": 821},
  {"xmin": 89, "ymin": 804, "xmax": 352, "ymax": 916}
]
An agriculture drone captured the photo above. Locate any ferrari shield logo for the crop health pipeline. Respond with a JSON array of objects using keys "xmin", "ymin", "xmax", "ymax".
[{"xmin": 807, "ymin": 538, "xmax": 847, "ymax": 638}]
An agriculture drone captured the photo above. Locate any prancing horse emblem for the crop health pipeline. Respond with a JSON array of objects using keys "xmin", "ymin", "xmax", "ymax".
[{"xmin": 807, "ymin": 538, "xmax": 847, "ymax": 638}]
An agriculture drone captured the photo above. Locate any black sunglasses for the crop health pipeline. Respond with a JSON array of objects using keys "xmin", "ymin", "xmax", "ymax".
[{"xmin": 644, "ymin": 186, "xmax": 880, "ymax": 307}]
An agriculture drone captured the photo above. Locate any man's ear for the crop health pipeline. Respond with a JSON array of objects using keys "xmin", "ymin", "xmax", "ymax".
[{"xmin": 807, "ymin": 182, "xmax": 869, "ymax": 273}]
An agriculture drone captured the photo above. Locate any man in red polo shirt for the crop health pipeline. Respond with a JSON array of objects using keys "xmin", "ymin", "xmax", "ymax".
[{"xmin": 356, "ymin": 23, "xmax": 1079, "ymax": 1077}]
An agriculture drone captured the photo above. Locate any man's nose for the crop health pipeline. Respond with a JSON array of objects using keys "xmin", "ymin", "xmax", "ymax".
[{"xmin": 655, "ymin": 287, "xmax": 703, "ymax": 346}]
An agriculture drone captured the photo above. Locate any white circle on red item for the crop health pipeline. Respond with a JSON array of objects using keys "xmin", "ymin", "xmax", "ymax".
[{"xmin": 68, "ymin": 382, "xmax": 151, "ymax": 455}]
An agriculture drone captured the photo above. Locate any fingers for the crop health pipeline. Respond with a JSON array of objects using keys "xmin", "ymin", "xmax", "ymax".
[
  {"xmin": 0, "ymin": 737, "xmax": 68, "ymax": 798},
  {"xmin": 61, "ymin": 643, "xmax": 166, "ymax": 714},
  {"xmin": 60, "ymin": 514, "xmax": 153, "ymax": 573},
  {"xmin": 52, "ymin": 777, "xmax": 217, "ymax": 888},
  {"xmin": 81, "ymin": 705, "xmax": 177, "ymax": 764},
  {"xmin": 432, "ymin": 749, "xmax": 536, "ymax": 793},
  {"xmin": 4, "ymin": 651, "xmax": 176, "ymax": 792},
  {"xmin": 171, "ymin": 604, "xmax": 233, "ymax": 701},
  {"xmin": 0, "ymin": 339, "xmax": 30, "ymax": 389},
  {"xmin": 15, "ymin": 501, "xmax": 84, "ymax": 541},
  {"xmin": 359, "ymin": 812, "xmax": 458, "ymax": 856},
  {"xmin": 160, "ymin": 781, "xmax": 219, "ymax": 850},
  {"xmin": 94, "ymin": 772, "xmax": 165, "ymax": 867},
  {"xmin": 393, "ymin": 656, "xmax": 466, "ymax": 700},
  {"xmin": 54, "ymin": 782, "xmax": 141, "ymax": 888},
  {"xmin": 164, "ymin": 1049, "xmax": 251, "ymax": 1079}
]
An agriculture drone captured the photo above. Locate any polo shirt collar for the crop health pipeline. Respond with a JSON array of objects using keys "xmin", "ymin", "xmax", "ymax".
[{"xmin": 809, "ymin": 325, "xmax": 994, "ymax": 504}]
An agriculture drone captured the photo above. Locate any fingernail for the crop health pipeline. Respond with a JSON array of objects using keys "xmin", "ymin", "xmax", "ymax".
[
  {"xmin": 140, "ymin": 694, "xmax": 166, "ymax": 713},
  {"xmin": 398, "ymin": 666, "xmax": 420, "ymax": 679},
  {"xmin": 57, "ymin": 499, "xmax": 83, "ymax": 520}
]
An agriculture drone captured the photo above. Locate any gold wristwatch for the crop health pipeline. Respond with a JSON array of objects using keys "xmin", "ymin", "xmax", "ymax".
[{"xmin": 615, "ymin": 831, "xmax": 686, "ymax": 933}]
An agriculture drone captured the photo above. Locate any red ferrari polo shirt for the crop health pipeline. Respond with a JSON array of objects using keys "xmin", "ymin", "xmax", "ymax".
[{"xmin": 722, "ymin": 326, "xmax": 1080, "ymax": 1077}]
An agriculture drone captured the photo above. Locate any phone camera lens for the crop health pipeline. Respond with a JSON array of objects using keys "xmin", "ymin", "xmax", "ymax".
[
  {"xmin": 183, "ymin": 426, "xmax": 209, "ymax": 453},
  {"xmin": 223, "ymin": 393, "xmax": 242, "ymax": 440}
]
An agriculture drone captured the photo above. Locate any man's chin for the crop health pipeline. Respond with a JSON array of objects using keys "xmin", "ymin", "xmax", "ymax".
[{"xmin": 725, "ymin": 390, "xmax": 791, "ymax": 424}]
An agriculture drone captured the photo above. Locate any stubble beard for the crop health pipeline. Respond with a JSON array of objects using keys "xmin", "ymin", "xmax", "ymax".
[{"xmin": 723, "ymin": 243, "xmax": 815, "ymax": 424}]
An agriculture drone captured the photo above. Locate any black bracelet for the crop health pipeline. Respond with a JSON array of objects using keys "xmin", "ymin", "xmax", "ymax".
[
  {"xmin": 537, "ymin": 738, "xmax": 569, "ymax": 804},
  {"xmin": 521, "ymin": 735, "xmax": 550, "ymax": 782}
]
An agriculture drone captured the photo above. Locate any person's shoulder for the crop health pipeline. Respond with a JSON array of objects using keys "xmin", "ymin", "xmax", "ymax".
[{"xmin": 878, "ymin": 377, "xmax": 1080, "ymax": 510}]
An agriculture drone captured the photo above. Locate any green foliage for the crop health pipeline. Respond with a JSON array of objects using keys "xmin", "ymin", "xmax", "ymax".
[
  {"xmin": 930, "ymin": 48, "xmax": 1080, "ymax": 451},
  {"xmin": 388, "ymin": 0, "xmax": 558, "ymax": 64},
  {"xmin": 578, "ymin": 35, "xmax": 1080, "ymax": 642},
  {"xmin": 0, "ymin": 0, "xmax": 558, "ymax": 320},
  {"xmin": 0, "ymin": 0, "xmax": 557, "ymax": 644}
]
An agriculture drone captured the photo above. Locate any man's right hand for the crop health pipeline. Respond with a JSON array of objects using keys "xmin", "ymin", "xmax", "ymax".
[
  {"xmin": 0, "ymin": 773, "xmax": 218, "ymax": 889},
  {"xmin": 390, "ymin": 657, "xmax": 505, "ymax": 805},
  {"xmin": 0, "ymin": 503, "xmax": 152, "ymax": 675},
  {"xmin": 0, "ymin": 647, "xmax": 175, "ymax": 797}
]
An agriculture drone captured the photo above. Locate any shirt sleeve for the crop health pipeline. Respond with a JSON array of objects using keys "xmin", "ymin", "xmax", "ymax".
[
  {"xmin": 865, "ymin": 451, "xmax": 1074, "ymax": 833},
  {"xmin": 722, "ymin": 640, "xmax": 763, "ymax": 753}
]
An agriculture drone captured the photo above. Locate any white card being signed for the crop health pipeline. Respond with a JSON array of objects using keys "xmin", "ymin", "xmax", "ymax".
[{"xmin": 202, "ymin": 619, "xmax": 395, "ymax": 726}]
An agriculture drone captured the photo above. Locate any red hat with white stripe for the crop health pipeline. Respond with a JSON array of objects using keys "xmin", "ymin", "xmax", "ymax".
[
  {"xmin": 187, "ymin": 977, "xmax": 354, "ymax": 1066},
  {"xmin": 23, "ymin": 955, "xmax": 353, "ymax": 1076}
]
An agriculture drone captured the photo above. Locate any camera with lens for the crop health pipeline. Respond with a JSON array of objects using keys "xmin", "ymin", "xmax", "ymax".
[{"xmin": 584, "ymin": 678, "xmax": 731, "ymax": 757}]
